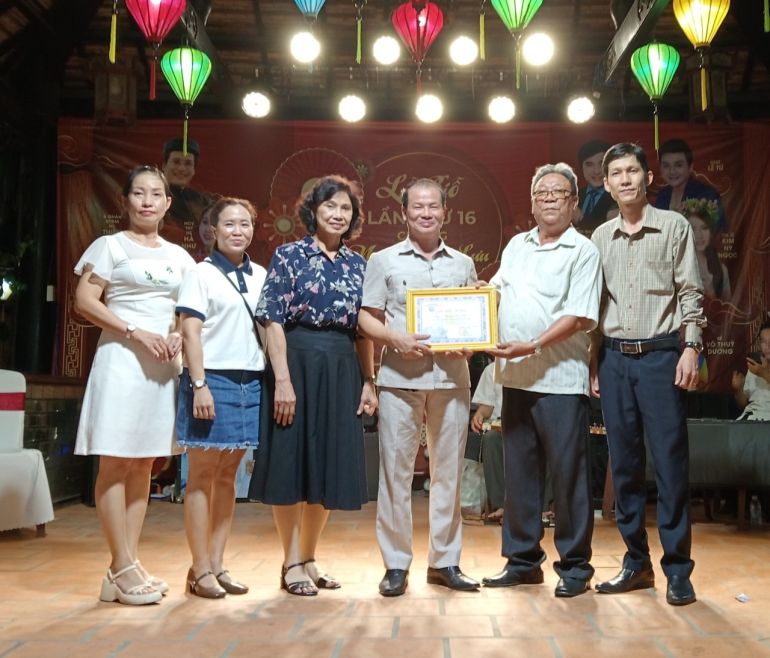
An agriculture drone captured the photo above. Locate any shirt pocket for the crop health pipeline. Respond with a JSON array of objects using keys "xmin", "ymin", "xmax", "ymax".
[{"xmin": 646, "ymin": 259, "xmax": 674, "ymax": 295}]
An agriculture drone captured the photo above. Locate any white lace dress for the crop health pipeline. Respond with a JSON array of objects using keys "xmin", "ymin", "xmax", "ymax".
[{"xmin": 74, "ymin": 232, "xmax": 195, "ymax": 457}]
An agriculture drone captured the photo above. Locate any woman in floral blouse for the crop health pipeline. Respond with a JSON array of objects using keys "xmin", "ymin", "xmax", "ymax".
[{"xmin": 250, "ymin": 175, "xmax": 378, "ymax": 596}]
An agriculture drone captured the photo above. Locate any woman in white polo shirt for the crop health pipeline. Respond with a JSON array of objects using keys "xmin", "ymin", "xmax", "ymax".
[{"xmin": 175, "ymin": 197, "xmax": 267, "ymax": 598}]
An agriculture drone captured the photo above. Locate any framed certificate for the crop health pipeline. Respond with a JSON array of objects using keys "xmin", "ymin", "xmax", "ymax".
[{"xmin": 406, "ymin": 286, "xmax": 498, "ymax": 352}]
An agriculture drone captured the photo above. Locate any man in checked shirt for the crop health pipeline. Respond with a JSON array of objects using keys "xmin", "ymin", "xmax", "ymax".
[{"xmin": 590, "ymin": 143, "xmax": 706, "ymax": 606}]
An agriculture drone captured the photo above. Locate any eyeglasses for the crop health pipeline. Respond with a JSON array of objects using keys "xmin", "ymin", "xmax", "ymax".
[{"xmin": 532, "ymin": 189, "xmax": 573, "ymax": 202}]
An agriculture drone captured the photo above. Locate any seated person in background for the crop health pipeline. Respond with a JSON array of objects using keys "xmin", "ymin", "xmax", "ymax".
[
  {"xmin": 732, "ymin": 321, "xmax": 770, "ymax": 420},
  {"xmin": 654, "ymin": 138, "xmax": 727, "ymax": 231},
  {"xmin": 469, "ymin": 361, "xmax": 504, "ymax": 522},
  {"xmin": 573, "ymin": 139, "xmax": 618, "ymax": 237}
]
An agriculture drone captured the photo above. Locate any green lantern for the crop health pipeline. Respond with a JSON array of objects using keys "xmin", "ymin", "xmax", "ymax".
[
  {"xmin": 489, "ymin": 0, "xmax": 543, "ymax": 88},
  {"xmin": 630, "ymin": 42, "xmax": 680, "ymax": 151},
  {"xmin": 160, "ymin": 47, "xmax": 212, "ymax": 155}
]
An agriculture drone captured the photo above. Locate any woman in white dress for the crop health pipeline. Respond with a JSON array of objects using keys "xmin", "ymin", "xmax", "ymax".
[{"xmin": 74, "ymin": 165, "xmax": 195, "ymax": 605}]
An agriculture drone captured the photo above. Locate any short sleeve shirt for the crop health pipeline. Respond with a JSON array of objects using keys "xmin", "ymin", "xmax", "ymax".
[
  {"xmin": 490, "ymin": 226, "xmax": 602, "ymax": 395},
  {"xmin": 472, "ymin": 362, "xmax": 503, "ymax": 422},
  {"xmin": 176, "ymin": 250, "xmax": 267, "ymax": 371},
  {"xmin": 362, "ymin": 237, "xmax": 478, "ymax": 389},
  {"xmin": 255, "ymin": 235, "xmax": 367, "ymax": 332}
]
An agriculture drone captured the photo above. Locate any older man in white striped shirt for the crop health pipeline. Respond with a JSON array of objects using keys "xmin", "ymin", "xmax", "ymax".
[{"xmin": 482, "ymin": 162, "xmax": 602, "ymax": 598}]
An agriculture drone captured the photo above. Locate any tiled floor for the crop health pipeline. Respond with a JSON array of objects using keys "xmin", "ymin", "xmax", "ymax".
[{"xmin": 1, "ymin": 496, "xmax": 769, "ymax": 657}]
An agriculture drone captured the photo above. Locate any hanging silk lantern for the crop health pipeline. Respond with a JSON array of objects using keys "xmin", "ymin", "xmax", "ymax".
[
  {"xmin": 630, "ymin": 42, "xmax": 681, "ymax": 151},
  {"xmin": 353, "ymin": 0, "xmax": 367, "ymax": 65},
  {"xmin": 160, "ymin": 47, "xmax": 212, "ymax": 155},
  {"xmin": 489, "ymin": 0, "xmax": 543, "ymax": 88},
  {"xmin": 125, "ymin": 0, "xmax": 186, "ymax": 100},
  {"xmin": 392, "ymin": 0, "xmax": 444, "ymax": 92},
  {"xmin": 673, "ymin": 0, "xmax": 730, "ymax": 111},
  {"xmin": 293, "ymin": 0, "xmax": 327, "ymax": 20}
]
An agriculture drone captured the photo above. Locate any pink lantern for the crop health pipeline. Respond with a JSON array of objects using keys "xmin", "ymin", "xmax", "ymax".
[
  {"xmin": 125, "ymin": 0, "xmax": 186, "ymax": 100},
  {"xmin": 392, "ymin": 1, "xmax": 444, "ymax": 90}
]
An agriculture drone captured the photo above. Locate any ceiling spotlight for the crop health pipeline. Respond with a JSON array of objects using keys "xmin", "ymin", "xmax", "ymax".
[
  {"xmin": 415, "ymin": 94, "xmax": 443, "ymax": 123},
  {"xmin": 488, "ymin": 96, "xmax": 516, "ymax": 123},
  {"xmin": 338, "ymin": 94, "xmax": 366, "ymax": 122},
  {"xmin": 449, "ymin": 36, "xmax": 478, "ymax": 66},
  {"xmin": 566, "ymin": 95, "xmax": 595, "ymax": 123},
  {"xmin": 372, "ymin": 35, "xmax": 400, "ymax": 65},
  {"xmin": 242, "ymin": 91, "xmax": 271, "ymax": 118},
  {"xmin": 290, "ymin": 31, "xmax": 321, "ymax": 64},
  {"xmin": 522, "ymin": 32, "xmax": 554, "ymax": 66}
]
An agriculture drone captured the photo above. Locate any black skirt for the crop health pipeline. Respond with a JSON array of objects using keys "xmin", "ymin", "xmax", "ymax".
[{"xmin": 249, "ymin": 325, "xmax": 368, "ymax": 510}]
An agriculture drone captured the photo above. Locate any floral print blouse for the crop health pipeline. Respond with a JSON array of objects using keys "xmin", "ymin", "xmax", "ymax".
[{"xmin": 256, "ymin": 235, "xmax": 367, "ymax": 332}]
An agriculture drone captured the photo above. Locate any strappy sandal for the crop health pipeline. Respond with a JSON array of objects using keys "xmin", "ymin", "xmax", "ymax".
[
  {"xmin": 186, "ymin": 567, "xmax": 226, "ymax": 599},
  {"xmin": 280, "ymin": 562, "xmax": 318, "ymax": 596},
  {"xmin": 134, "ymin": 560, "xmax": 169, "ymax": 595},
  {"xmin": 303, "ymin": 559, "xmax": 341, "ymax": 590},
  {"xmin": 215, "ymin": 570, "xmax": 249, "ymax": 595},
  {"xmin": 99, "ymin": 563, "xmax": 162, "ymax": 605}
]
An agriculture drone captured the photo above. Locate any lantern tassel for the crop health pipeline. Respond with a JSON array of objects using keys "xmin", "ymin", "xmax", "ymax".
[
  {"xmin": 150, "ymin": 57, "xmax": 157, "ymax": 101},
  {"xmin": 479, "ymin": 11, "xmax": 485, "ymax": 61},
  {"xmin": 700, "ymin": 66, "xmax": 707, "ymax": 111},
  {"xmin": 109, "ymin": 1, "xmax": 117, "ymax": 64},
  {"xmin": 183, "ymin": 108, "xmax": 190, "ymax": 156},
  {"xmin": 515, "ymin": 35, "xmax": 522, "ymax": 90},
  {"xmin": 356, "ymin": 15, "xmax": 362, "ymax": 64},
  {"xmin": 765, "ymin": 0, "xmax": 769, "ymax": 33},
  {"xmin": 653, "ymin": 104, "xmax": 660, "ymax": 153},
  {"xmin": 416, "ymin": 67, "xmax": 422, "ymax": 96}
]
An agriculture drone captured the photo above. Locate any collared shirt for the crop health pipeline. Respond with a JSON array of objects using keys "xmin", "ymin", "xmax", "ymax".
[
  {"xmin": 581, "ymin": 185, "xmax": 604, "ymax": 216},
  {"xmin": 472, "ymin": 362, "xmax": 503, "ymax": 422},
  {"xmin": 362, "ymin": 237, "xmax": 477, "ymax": 389},
  {"xmin": 490, "ymin": 225, "xmax": 601, "ymax": 395},
  {"xmin": 255, "ymin": 235, "xmax": 367, "ymax": 331},
  {"xmin": 591, "ymin": 204, "xmax": 706, "ymax": 343},
  {"xmin": 176, "ymin": 250, "xmax": 267, "ymax": 371}
]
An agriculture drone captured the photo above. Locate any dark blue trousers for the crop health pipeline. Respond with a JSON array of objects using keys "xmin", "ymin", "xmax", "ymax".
[
  {"xmin": 598, "ymin": 347, "xmax": 693, "ymax": 577},
  {"xmin": 500, "ymin": 388, "xmax": 594, "ymax": 580}
]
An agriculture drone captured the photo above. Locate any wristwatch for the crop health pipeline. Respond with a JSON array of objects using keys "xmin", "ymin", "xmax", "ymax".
[
  {"xmin": 684, "ymin": 341, "xmax": 704, "ymax": 354},
  {"xmin": 125, "ymin": 323, "xmax": 136, "ymax": 339},
  {"xmin": 531, "ymin": 338, "xmax": 543, "ymax": 356},
  {"xmin": 191, "ymin": 378, "xmax": 208, "ymax": 390}
]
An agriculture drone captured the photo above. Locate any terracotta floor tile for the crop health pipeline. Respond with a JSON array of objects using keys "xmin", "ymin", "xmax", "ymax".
[
  {"xmin": 660, "ymin": 636, "xmax": 770, "ymax": 657},
  {"xmin": 397, "ymin": 614, "xmax": 494, "ymax": 638},
  {"xmin": 338, "ymin": 637, "xmax": 445, "ymax": 658},
  {"xmin": 450, "ymin": 637, "xmax": 556, "ymax": 657},
  {"xmin": 224, "ymin": 638, "xmax": 338, "ymax": 658},
  {"xmin": 555, "ymin": 636, "xmax": 669, "ymax": 658},
  {"xmin": 293, "ymin": 615, "xmax": 394, "ymax": 639}
]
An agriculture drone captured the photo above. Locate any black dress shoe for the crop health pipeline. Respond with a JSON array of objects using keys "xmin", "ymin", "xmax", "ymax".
[
  {"xmin": 666, "ymin": 575, "xmax": 696, "ymax": 606},
  {"xmin": 482, "ymin": 565, "xmax": 544, "ymax": 588},
  {"xmin": 379, "ymin": 569, "xmax": 408, "ymax": 597},
  {"xmin": 427, "ymin": 566, "xmax": 480, "ymax": 591},
  {"xmin": 595, "ymin": 567, "xmax": 655, "ymax": 594},
  {"xmin": 554, "ymin": 577, "xmax": 590, "ymax": 598}
]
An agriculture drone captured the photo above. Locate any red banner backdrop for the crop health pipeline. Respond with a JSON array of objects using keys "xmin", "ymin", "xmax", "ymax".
[{"xmin": 57, "ymin": 119, "xmax": 770, "ymax": 394}]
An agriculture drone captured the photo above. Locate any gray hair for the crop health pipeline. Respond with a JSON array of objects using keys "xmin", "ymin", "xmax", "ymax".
[{"xmin": 530, "ymin": 163, "xmax": 579, "ymax": 197}]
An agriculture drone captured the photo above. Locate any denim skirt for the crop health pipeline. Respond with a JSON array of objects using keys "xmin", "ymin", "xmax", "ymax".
[{"xmin": 176, "ymin": 368, "xmax": 262, "ymax": 450}]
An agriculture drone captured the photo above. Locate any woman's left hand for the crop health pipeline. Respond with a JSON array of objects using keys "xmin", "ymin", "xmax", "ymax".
[
  {"xmin": 357, "ymin": 381, "xmax": 378, "ymax": 416},
  {"xmin": 165, "ymin": 331, "xmax": 183, "ymax": 359}
]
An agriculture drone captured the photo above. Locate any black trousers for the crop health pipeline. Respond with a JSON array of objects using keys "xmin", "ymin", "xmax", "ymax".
[
  {"xmin": 500, "ymin": 388, "xmax": 594, "ymax": 580},
  {"xmin": 598, "ymin": 347, "xmax": 693, "ymax": 577}
]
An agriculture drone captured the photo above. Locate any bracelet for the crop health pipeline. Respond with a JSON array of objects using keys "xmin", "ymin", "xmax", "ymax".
[{"xmin": 364, "ymin": 375, "xmax": 377, "ymax": 385}]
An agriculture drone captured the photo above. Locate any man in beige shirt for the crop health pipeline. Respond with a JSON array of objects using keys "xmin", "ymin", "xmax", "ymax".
[
  {"xmin": 358, "ymin": 179, "xmax": 479, "ymax": 597},
  {"xmin": 590, "ymin": 143, "xmax": 705, "ymax": 606}
]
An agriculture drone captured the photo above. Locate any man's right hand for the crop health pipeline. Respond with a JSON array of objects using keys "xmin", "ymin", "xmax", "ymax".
[
  {"xmin": 389, "ymin": 331, "xmax": 431, "ymax": 360},
  {"xmin": 589, "ymin": 359, "xmax": 600, "ymax": 397}
]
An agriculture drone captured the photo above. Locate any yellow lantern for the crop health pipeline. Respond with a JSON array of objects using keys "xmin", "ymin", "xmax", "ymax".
[{"xmin": 673, "ymin": 0, "xmax": 730, "ymax": 111}]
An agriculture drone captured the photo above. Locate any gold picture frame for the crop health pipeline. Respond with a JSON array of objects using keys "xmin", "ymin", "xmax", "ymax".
[{"xmin": 406, "ymin": 286, "xmax": 498, "ymax": 352}]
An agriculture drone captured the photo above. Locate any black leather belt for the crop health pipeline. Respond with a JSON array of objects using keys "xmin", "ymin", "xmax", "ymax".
[{"xmin": 603, "ymin": 334, "xmax": 680, "ymax": 355}]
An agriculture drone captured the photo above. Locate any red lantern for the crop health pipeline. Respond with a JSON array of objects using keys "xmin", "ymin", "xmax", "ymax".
[
  {"xmin": 125, "ymin": 0, "xmax": 186, "ymax": 100},
  {"xmin": 392, "ymin": 0, "xmax": 444, "ymax": 90}
]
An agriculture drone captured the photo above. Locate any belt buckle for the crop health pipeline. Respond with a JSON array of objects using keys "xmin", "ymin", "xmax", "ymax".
[{"xmin": 620, "ymin": 341, "xmax": 642, "ymax": 354}]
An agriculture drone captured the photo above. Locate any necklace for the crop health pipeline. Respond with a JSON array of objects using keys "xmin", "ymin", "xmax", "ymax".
[{"xmin": 123, "ymin": 230, "xmax": 161, "ymax": 248}]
